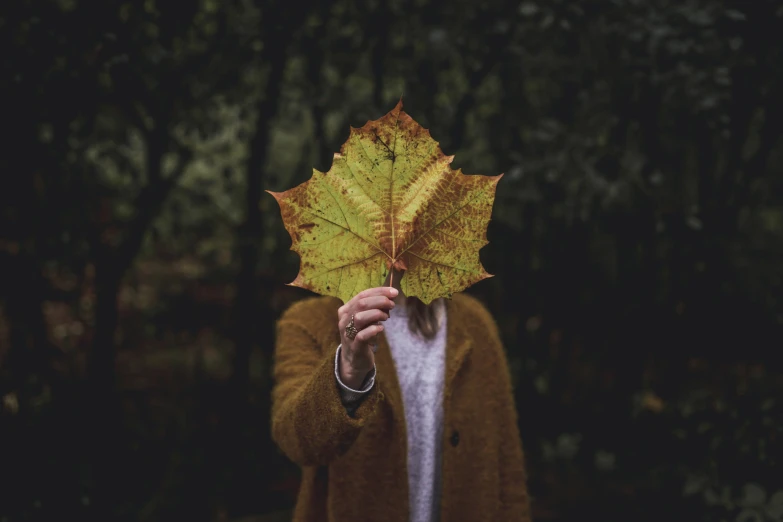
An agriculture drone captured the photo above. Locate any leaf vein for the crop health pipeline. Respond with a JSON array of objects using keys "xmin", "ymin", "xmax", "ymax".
[
  {"xmin": 399, "ymin": 188, "xmax": 488, "ymax": 256},
  {"xmin": 339, "ymin": 157, "xmax": 389, "ymax": 215},
  {"xmin": 305, "ymin": 253, "xmax": 382, "ymax": 281},
  {"xmin": 408, "ymin": 251, "xmax": 478, "ymax": 273},
  {"xmin": 300, "ymin": 207, "xmax": 386, "ymax": 257}
]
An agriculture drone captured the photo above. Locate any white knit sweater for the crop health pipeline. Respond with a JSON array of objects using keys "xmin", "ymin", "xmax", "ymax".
[{"xmin": 335, "ymin": 298, "xmax": 447, "ymax": 522}]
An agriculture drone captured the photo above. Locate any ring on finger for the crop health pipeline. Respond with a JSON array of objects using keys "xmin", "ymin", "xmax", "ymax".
[{"xmin": 345, "ymin": 314, "xmax": 359, "ymax": 340}]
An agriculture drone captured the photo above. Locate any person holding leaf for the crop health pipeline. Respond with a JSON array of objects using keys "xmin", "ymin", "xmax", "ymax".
[{"xmin": 269, "ymin": 102, "xmax": 531, "ymax": 521}]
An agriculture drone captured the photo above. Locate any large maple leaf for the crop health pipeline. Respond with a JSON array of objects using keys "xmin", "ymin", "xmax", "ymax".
[{"xmin": 267, "ymin": 101, "xmax": 501, "ymax": 304}]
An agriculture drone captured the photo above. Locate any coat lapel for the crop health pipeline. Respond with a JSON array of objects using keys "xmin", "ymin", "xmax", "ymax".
[
  {"xmin": 374, "ymin": 332, "xmax": 403, "ymax": 410},
  {"xmin": 443, "ymin": 296, "xmax": 474, "ymax": 404}
]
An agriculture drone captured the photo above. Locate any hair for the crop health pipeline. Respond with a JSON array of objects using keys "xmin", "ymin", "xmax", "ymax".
[{"xmin": 406, "ymin": 296, "xmax": 439, "ymax": 339}]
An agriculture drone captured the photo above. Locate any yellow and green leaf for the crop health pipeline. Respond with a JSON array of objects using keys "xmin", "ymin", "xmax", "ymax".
[{"xmin": 267, "ymin": 101, "xmax": 501, "ymax": 304}]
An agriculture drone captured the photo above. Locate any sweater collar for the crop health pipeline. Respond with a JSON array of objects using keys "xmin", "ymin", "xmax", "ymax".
[{"xmin": 375, "ymin": 294, "xmax": 473, "ymax": 409}]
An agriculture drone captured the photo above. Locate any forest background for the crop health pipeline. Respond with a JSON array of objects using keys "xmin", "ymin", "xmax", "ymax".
[{"xmin": 1, "ymin": 0, "xmax": 783, "ymax": 521}]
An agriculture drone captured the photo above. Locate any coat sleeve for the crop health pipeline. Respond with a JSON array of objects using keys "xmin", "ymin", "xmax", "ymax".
[
  {"xmin": 270, "ymin": 301, "xmax": 382, "ymax": 467},
  {"xmin": 475, "ymin": 303, "xmax": 532, "ymax": 521}
]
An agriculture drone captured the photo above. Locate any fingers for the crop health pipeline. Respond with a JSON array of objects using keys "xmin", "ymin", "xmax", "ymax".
[
  {"xmin": 338, "ymin": 287, "xmax": 398, "ymax": 326},
  {"xmin": 337, "ymin": 287, "xmax": 398, "ymax": 348},
  {"xmin": 355, "ymin": 323, "xmax": 384, "ymax": 344},
  {"xmin": 354, "ymin": 309, "xmax": 389, "ymax": 330},
  {"xmin": 355, "ymin": 295, "xmax": 395, "ymax": 313},
  {"xmin": 339, "ymin": 300, "xmax": 391, "ymax": 329},
  {"xmin": 353, "ymin": 286, "xmax": 399, "ymax": 302}
]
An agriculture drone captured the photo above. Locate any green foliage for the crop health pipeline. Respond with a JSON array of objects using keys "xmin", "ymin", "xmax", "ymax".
[{"xmin": 1, "ymin": 0, "xmax": 783, "ymax": 520}]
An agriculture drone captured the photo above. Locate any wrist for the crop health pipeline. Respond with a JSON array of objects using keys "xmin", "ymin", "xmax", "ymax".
[
  {"xmin": 339, "ymin": 349, "xmax": 371, "ymax": 389},
  {"xmin": 340, "ymin": 370, "xmax": 366, "ymax": 391},
  {"xmin": 340, "ymin": 363, "xmax": 369, "ymax": 390}
]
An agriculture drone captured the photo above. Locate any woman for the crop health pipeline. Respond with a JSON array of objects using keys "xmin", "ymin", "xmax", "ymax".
[{"xmin": 271, "ymin": 270, "xmax": 531, "ymax": 522}]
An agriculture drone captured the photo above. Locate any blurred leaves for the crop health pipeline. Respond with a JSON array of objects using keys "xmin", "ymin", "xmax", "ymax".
[{"xmin": 1, "ymin": 0, "xmax": 783, "ymax": 520}]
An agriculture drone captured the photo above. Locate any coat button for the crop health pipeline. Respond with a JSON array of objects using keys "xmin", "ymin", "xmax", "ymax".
[{"xmin": 450, "ymin": 430, "xmax": 460, "ymax": 447}]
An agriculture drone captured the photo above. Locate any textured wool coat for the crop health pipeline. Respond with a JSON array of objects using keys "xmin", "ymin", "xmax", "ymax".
[{"xmin": 271, "ymin": 292, "xmax": 531, "ymax": 522}]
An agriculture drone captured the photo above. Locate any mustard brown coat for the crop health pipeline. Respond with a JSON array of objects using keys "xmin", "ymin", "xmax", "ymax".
[{"xmin": 271, "ymin": 292, "xmax": 532, "ymax": 521}]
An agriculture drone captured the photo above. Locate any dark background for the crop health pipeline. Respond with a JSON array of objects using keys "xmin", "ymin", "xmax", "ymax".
[{"xmin": 1, "ymin": 0, "xmax": 783, "ymax": 521}]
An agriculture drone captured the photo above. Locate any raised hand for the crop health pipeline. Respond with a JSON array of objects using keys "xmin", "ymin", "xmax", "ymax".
[{"xmin": 337, "ymin": 286, "xmax": 398, "ymax": 389}]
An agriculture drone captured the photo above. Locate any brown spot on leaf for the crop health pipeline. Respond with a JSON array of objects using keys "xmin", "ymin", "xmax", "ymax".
[{"xmin": 268, "ymin": 100, "xmax": 499, "ymax": 304}]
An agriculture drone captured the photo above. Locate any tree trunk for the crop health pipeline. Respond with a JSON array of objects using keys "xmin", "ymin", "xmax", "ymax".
[
  {"xmin": 304, "ymin": 7, "xmax": 331, "ymax": 170},
  {"xmin": 224, "ymin": 15, "xmax": 303, "ymax": 515},
  {"xmin": 232, "ymin": 52, "xmax": 288, "ymax": 402},
  {"xmin": 83, "ymin": 123, "xmax": 186, "ymax": 518},
  {"xmin": 89, "ymin": 260, "xmax": 121, "ymax": 397},
  {"xmin": 83, "ymin": 256, "xmax": 123, "ymax": 519},
  {"xmin": 371, "ymin": 0, "xmax": 389, "ymax": 112}
]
